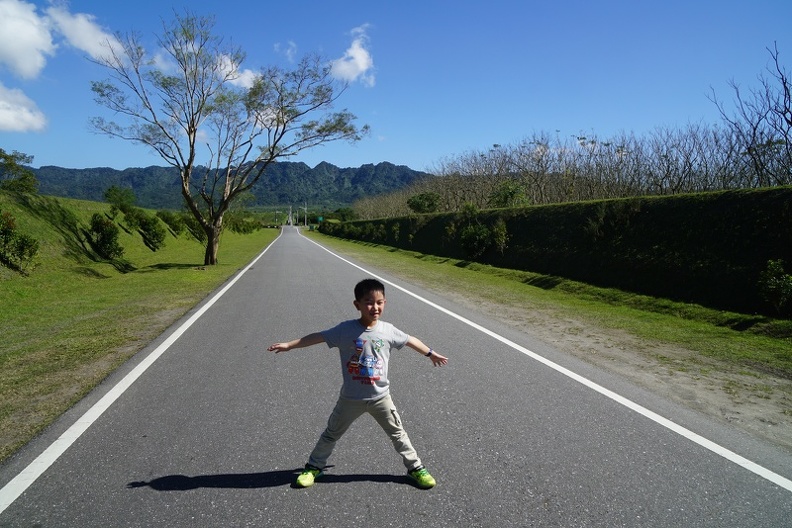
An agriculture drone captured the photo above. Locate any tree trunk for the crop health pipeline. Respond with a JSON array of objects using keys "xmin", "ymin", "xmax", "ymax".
[{"xmin": 204, "ymin": 225, "xmax": 221, "ymax": 265}]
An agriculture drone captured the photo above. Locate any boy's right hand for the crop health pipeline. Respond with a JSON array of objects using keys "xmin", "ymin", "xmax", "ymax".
[
  {"xmin": 268, "ymin": 343, "xmax": 290, "ymax": 353},
  {"xmin": 429, "ymin": 351, "xmax": 448, "ymax": 367}
]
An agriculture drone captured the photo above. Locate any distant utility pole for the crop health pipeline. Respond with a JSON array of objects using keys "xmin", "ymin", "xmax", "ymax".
[{"xmin": 302, "ymin": 202, "xmax": 308, "ymax": 227}]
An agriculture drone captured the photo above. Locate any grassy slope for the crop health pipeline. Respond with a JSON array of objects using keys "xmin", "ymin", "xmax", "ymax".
[{"xmin": 0, "ymin": 192, "xmax": 278, "ymax": 462}]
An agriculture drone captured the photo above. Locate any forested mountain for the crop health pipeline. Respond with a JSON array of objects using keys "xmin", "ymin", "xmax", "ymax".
[{"xmin": 33, "ymin": 161, "xmax": 429, "ymax": 210}]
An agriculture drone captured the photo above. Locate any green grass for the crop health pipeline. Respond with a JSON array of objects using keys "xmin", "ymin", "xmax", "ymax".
[
  {"xmin": 307, "ymin": 232, "xmax": 792, "ymax": 379},
  {"xmin": 0, "ymin": 192, "xmax": 278, "ymax": 462}
]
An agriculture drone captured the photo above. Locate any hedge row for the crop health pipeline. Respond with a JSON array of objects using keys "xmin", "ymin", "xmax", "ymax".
[{"xmin": 319, "ymin": 187, "xmax": 792, "ymax": 316}]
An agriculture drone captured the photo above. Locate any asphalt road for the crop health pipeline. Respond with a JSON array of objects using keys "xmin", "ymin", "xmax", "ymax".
[{"xmin": 1, "ymin": 227, "xmax": 791, "ymax": 527}]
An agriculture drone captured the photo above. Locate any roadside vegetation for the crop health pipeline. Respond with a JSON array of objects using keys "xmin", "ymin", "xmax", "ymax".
[
  {"xmin": 309, "ymin": 232, "xmax": 792, "ymax": 379},
  {"xmin": 0, "ymin": 191, "xmax": 278, "ymax": 462}
]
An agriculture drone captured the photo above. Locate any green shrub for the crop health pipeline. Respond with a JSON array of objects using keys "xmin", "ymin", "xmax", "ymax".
[
  {"xmin": 0, "ymin": 210, "xmax": 14, "ymax": 245},
  {"xmin": 460, "ymin": 223, "xmax": 491, "ymax": 259},
  {"xmin": 407, "ymin": 192, "xmax": 441, "ymax": 213},
  {"xmin": 137, "ymin": 213, "xmax": 166, "ymax": 251},
  {"xmin": 157, "ymin": 210, "xmax": 186, "ymax": 235},
  {"xmin": 759, "ymin": 259, "xmax": 792, "ymax": 316},
  {"xmin": 10, "ymin": 234, "xmax": 39, "ymax": 269},
  {"xmin": 488, "ymin": 180, "xmax": 528, "ymax": 208},
  {"xmin": 0, "ymin": 210, "xmax": 39, "ymax": 272},
  {"xmin": 89, "ymin": 213, "xmax": 124, "ymax": 259},
  {"xmin": 121, "ymin": 207, "xmax": 166, "ymax": 250},
  {"xmin": 492, "ymin": 218, "xmax": 509, "ymax": 254},
  {"xmin": 122, "ymin": 207, "xmax": 144, "ymax": 230}
]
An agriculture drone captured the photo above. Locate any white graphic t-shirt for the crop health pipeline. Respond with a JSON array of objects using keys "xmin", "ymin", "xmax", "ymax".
[{"xmin": 322, "ymin": 319, "xmax": 409, "ymax": 401}]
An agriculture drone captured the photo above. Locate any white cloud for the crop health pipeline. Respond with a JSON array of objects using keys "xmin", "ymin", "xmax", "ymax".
[
  {"xmin": 274, "ymin": 40, "xmax": 298, "ymax": 62},
  {"xmin": 45, "ymin": 3, "xmax": 121, "ymax": 61},
  {"xmin": 218, "ymin": 54, "xmax": 259, "ymax": 89},
  {"xmin": 231, "ymin": 68, "xmax": 259, "ymax": 89},
  {"xmin": 151, "ymin": 51, "xmax": 175, "ymax": 72},
  {"xmin": 0, "ymin": 1, "xmax": 120, "ymax": 133},
  {"xmin": 0, "ymin": 0, "xmax": 56, "ymax": 79},
  {"xmin": 330, "ymin": 24, "xmax": 375, "ymax": 87},
  {"xmin": 0, "ymin": 81, "xmax": 47, "ymax": 131}
]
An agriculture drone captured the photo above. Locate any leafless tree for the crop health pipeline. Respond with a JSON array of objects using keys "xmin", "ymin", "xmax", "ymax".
[
  {"xmin": 91, "ymin": 13, "xmax": 367, "ymax": 264},
  {"xmin": 710, "ymin": 42, "xmax": 791, "ymax": 187}
]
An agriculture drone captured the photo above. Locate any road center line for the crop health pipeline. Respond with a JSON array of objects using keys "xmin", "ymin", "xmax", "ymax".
[{"xmin": 303, "ymin": 230, "xmax": 792, "ymax": 494}]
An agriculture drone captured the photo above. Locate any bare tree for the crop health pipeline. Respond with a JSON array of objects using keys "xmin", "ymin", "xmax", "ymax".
[
  {"xmin": 91, "ymin": 13, "xmax": 368, "ymax": 264},
  {"xmin": 511, "ymin": 133, "xmax": 556, "ymax": 204},
  {"xmin": 710, "ymin": 43, "xmax": 791, "ymax": 187}
]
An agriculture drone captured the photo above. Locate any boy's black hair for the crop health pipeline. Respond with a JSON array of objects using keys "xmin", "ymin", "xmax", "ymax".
[{"xmin": 354, "ymin": 278, "xmax": 385, "ymax": 300}]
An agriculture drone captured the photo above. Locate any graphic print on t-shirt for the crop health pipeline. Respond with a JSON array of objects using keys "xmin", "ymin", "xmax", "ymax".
[{"xmin": 347, "ymin": 337, "xmax": 384, "ymax": 385}]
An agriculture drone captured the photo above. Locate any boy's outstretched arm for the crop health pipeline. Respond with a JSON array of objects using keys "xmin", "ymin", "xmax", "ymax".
[
  {"xmin": 406, "ymin": 336, "xmax": 448, "ymax": 367},
  {"xmin": 268, "ymin": 332, "xmax": 325, "ymax": 353}
]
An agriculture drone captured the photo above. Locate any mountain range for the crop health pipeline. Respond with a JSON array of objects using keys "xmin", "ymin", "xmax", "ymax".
[{"xmin": 32, "ymin": 161, "xmax": 429, "ymax": 210}]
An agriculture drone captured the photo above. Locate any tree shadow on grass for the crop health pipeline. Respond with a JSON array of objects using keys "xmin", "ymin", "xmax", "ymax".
[
  {"xmin": 141, "ymin": 263, "xmax": 205, "ymax": 272},
  {"xmin": 73, "ymin": 266, "xmax": 112, "ymax": 279},
  {"xmin": 13, "ymin": 194, "xmax": 86, "ymax": 257},
  {"xmin": 127, "ymin": 469, "xmax": 413, "ymax": 491},
  {"xmin": 12, "ymin": 193, "xmax": 138, "ymax": 273},
  {"xmin": 522, "ymin": 275, "xmax": 563, "ymax": 290}
]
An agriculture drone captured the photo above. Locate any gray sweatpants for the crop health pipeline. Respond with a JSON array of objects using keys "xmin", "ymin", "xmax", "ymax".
[{"xmin": 307, "ymin": 393, "xmax": 422, "ymax": 471}]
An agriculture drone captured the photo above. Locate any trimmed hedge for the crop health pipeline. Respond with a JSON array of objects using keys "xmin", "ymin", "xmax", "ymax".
[{"xmin": 320, "ymin": 187, "xmax": 792, "ymax": 316}]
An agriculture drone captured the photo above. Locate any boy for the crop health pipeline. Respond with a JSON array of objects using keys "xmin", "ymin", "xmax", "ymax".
[{"xmin": 268, "ymin": 278, "xmax": 448, "ymax": 489}]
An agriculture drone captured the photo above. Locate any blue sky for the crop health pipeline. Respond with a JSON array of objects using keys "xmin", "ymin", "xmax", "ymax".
[{"xmin": 1, "ymin": 0, "xmax": 790, "ymax": 172}]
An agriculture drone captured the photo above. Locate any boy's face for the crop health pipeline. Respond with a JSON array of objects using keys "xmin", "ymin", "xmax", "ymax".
[{"xmin": 354, "ymin": 289, "xmax": 386, "ymax": 327}]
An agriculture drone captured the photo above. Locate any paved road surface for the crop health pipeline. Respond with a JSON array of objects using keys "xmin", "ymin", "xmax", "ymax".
[{"xmin": 1, "ymin": 227, "xmax": 791, "ymax": 527}]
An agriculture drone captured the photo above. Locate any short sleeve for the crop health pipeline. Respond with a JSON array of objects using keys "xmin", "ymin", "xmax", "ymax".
[
  {"xmin": 390, "ymin": 325, "xmax": 410, "ymax": 349},
  {"xmin": 321, "ymin": 322, "xmax": 345, "ymax": 349}
]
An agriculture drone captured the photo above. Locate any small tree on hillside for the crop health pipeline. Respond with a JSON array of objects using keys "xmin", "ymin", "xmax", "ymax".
[
  {"xmin": 90, "ymin": 13, "xmax": 368, "ymax": 264},
  {"xmin": 104, "ymin": 185, "xmax": 136, "ymax": 218},
  {"xmin": 0, "ymin": 149, "xmax": 39, "ymax": 194}
]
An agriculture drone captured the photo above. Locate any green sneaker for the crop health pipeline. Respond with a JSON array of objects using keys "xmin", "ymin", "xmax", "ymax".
[
  {"xmin": 296, "ymin": 466, "xmax": 322, "ymax": 488},
  {"xmin": 408, "ymin": 466, "xmax": 436, "ymax": 489}
]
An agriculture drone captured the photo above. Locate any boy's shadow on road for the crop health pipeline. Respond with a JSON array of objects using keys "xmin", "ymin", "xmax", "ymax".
[{"xmin": 127, "ymin": 469, "xmax": 413, "ymax": 490}]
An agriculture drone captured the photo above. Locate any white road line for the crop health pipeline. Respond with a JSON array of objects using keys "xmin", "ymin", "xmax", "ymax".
[
  {"xmin": 303, "ymin": 231, "xmax": 792, "ymax": 494},
  {"xmin": 0, "ymin": 232, "xmax": 283, "ymax": 514}
]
